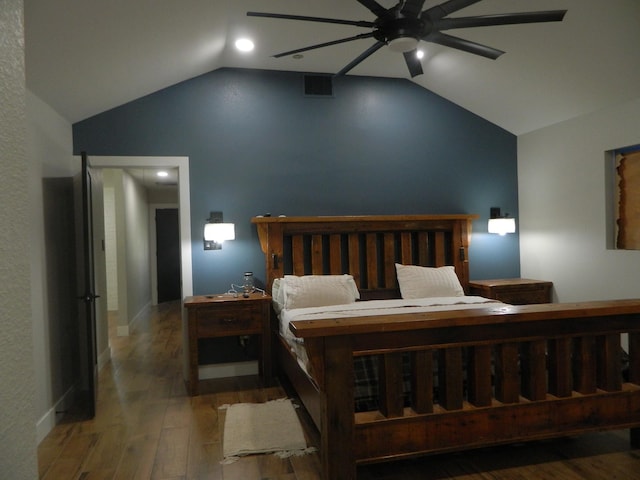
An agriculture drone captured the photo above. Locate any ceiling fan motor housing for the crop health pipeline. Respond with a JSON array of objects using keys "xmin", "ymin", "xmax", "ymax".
[{"xmin": 375, "ymin": 15, "xmax": 426, "ymax": 52}]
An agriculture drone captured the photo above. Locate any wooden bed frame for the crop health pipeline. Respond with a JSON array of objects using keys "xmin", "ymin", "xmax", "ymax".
[{"xmin": 252, "ymin": 214, "xmax": 640, "ymax": 480}]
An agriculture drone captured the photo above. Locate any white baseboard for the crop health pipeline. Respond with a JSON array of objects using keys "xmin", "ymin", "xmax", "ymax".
[
  {"xmin": 116, "ymin": 301, "xmax": 151, "ymax": 337},
  {"xmin": 199, "ymin": 361, "xmax": 259, "ymax": 380},
  {"xmin": 36, "ymin": 386, "xmax": 75, "ymax": 444},
  {"xmin": 97, "ymin": 345, "xmax": 111, "ymax": 372}
]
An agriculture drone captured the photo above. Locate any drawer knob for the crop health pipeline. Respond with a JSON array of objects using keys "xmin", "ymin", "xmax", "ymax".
[{"xmin": 222, "ymin": 318, "xmax": 236, "ymax": 324}]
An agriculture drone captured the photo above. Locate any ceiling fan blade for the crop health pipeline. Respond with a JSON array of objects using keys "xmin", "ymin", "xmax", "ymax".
[
  {"xmin": 400, "ymin": 0, "xmax": 426, "ymax": 17},
  {"xmin": 247, "ymin": 11, "xmax": 375, "ymax": 29},
  {"xmin": 435, "ymin": 10, "xmax": 567, "ymax": 30},
  {"xmin": 273, "ymin": 32, "xmax": 375, "ymax": 58},
  {"xmin": 336, "ymin": 41, "xmax": 386, "ymax": 76},
  {"xmin": 422, "ymin": 0, "xmax": 483, "ymax": 21},
  {"xmin": 403, "ymin": 50, "xmax": 424, "ymax": 78},
  {"xmin": 425, "ymin": 31, "xmax": 504, "ymax": 59},
  {"xmin": 356, "ymin": 0, "xmax": 391, "ymax": 19}
]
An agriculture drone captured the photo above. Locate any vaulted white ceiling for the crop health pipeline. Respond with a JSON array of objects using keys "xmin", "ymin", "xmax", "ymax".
[{"xmin": 25, "ymin": 0, "xmax": 640, "ymax": 135}]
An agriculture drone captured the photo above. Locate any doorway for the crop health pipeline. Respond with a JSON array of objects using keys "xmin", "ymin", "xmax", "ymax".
[
  {"xmin": 84, "ymin": 156, "xmax": 193, "ymax": 374},
  {"xmin": 155, "ymin": 207, "xmax": 181, "ymax": 303}
]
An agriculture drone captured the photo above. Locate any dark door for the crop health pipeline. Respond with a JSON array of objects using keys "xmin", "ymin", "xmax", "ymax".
[
  {"xmin": 74, "ymin": 152, "xmax": 99, "ymax": 418},
  {"xmin": 156, "ymin": 208, "xmax": 181, "ymax": 303}
]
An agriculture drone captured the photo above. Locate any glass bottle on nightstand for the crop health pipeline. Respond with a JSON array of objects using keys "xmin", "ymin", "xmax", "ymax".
[{"xmin": 242, "ymin": 272, "xmax": 255, "ymax": 298}]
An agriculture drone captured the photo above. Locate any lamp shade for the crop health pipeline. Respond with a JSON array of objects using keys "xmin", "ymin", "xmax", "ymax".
[
  {"xmin": 204, "ymin": 222, "xmax": 235, "ymax": 243},
  {"xmin": 488, "ymin": 217, "xmax": 516, "ymax": 235}
]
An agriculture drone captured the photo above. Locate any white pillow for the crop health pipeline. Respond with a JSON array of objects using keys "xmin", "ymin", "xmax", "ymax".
[
  {"xmin": 280, "ymin": 274, "xmax": 360, "ymax": 310},
  {"xmin": 271, "ymin": 278, "xmax": 285, "ymax": 315},
  {"xmin": 395, "ymin": 264, "xmax": 464, "ymax": 299}
]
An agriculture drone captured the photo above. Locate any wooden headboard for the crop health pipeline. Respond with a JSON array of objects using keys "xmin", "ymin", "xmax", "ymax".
[{"xmin": 251, "ymin": 214, "xmax": 478, "ymax": 299}]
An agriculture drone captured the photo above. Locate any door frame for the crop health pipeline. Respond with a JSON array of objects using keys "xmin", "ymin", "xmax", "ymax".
[
  {"xmin": 81, "ymin": 155, "xmax": 193, "ymax": 383},
  {"xmin": 88, "ymin": 156, "xmax": 193, "ymax": 300}
]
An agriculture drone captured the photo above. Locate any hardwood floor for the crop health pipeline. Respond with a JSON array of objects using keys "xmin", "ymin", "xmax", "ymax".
[{"xmin": 38, "ymin": 301, "xmax": 640, "ymax": 479}]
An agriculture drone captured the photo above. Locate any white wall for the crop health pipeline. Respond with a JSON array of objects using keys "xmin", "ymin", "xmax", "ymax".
[
  {"xmin": 1, "ymin": 0, "xmax": 38, "ymax": 476},
  {"xmin": 27, "ymin": 90, "xmax": 81, "ymax": 445},
  {"xmin": 519, "ymin": 97, "xmax": 640, "ymax": 302},
  {"xmin": 123, "ymin": 171, "xmax": 152, "ymax": 325}
]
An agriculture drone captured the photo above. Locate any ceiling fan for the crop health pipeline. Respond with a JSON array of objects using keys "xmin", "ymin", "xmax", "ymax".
[{"xmin": 247, "ymin": 0, "xmax": 567, "ymax": 78}]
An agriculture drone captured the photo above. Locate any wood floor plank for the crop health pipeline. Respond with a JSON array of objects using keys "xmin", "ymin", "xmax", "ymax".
[
  {"xmin": 152, "ymin": 426, "xmax": 190, "ymax": 479},
  {"xmin": 185, "ymin": 440, "xmax": 222, "ymax": 479},
  {"xmin": 113, "ymin": 433, "xmax": 160, "ymax": 480}
]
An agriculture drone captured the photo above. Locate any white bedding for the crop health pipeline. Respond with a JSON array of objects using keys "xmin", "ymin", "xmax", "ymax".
[{"xmin": 278, "ymin": 296, "xmax": 503, "ymax": 376}]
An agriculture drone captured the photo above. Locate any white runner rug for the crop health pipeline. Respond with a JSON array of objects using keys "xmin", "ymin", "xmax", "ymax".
[{"xmin": 221, "ymin": 398, "xmax": 314, "ymax": 463}]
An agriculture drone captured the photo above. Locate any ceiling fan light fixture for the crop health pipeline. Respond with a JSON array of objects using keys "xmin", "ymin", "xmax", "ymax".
[{"xmin": 387, "ymin": 36, "xmax": 419, "ymax": 53}]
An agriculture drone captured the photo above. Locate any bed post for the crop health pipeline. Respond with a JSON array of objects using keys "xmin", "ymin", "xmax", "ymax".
[
  {"xmin": 320, "ymin": 335, "xmax": 356, "ymax": 480},
  {"xmin": 455, "ymin": 216, "xmax": 472, "ymax": 293},
  {"xmin": 253, "ymin": 219, "xmax": 284, "ymax": 293}
]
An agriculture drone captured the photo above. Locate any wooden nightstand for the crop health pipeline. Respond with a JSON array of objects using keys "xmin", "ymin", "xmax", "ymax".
[
  {"xmin": 468, "ymin": 278, "xmax": 553, "ymax": 305},
  {"xmin": 183, "ymin": 292, "xmax": 272, "ymax": 395}
]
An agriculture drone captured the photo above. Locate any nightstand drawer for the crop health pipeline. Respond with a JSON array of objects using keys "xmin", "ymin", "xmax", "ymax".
[
  {"xmin": 196, "ymin": 304, "xmax": 263, "ymax": 336},
  {"xmin": 469, "ymin": 279, "xmax": 552, "ymax": 305},
  {"xmin": 492, "ymin": 286, "xmax": 550, "ymax": 305}
]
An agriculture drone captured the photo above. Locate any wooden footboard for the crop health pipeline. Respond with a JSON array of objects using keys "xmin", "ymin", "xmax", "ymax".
[{"xmin": 291, "ymin": 300, "xmax": 640, "ymax": 480}]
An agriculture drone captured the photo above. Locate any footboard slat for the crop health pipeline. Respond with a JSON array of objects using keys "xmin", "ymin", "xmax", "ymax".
[
  {"xmin": 574, "ymin": 336, "xmax": 597, "ymax": 394},
  {"xmin": 467, "ymin": 345, "xmax": 492, "ymax": 406},
  {"xmin": 597, "ymin": 334, "xmax": 623, "ymax": 391},
  {"xmin": 495, "ymin": 343, "xmax": 520, "ymax": 403},
  {"xmin": 549, "ymin": 338, "xmax": 573, "ymax": 397},
  {"xmin": 439, "ymin": 347, "xmax": 463, "ymax": 410},
  {"xmin": 379, "ymin": 352, "xmax": 404, "ymax": 418},
  {"xmin": 521, "ymin": 340, "xmax": 547, "ymax": 401},
  {"xmin": 411, "ymin": 350, "xmax": 433, "ymax": 413}
]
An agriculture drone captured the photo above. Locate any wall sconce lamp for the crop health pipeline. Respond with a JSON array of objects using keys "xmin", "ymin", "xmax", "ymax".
[
  {"xmin": 488, "ymin": 207, "xmax": 516, "ymax": 236},
  {"xmin": 203, "ymin": 211, "xmax": 235, "ymax": 250}
]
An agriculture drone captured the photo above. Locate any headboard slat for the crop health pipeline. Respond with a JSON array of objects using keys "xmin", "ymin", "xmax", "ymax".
[
  {"xmin": 383, "ymin": 233, "xmax": 396, "ymax": 289},
  {"xmin": 348, "ymin": 233, "xmax": 361, "ymax": 287},
  {"xmin": 434, "ymin": 231, "xmax": 446, "ymax": 267},
  {"xmin": 292, "ymin": 235, "xmax": 305, "ymax": 275},
  {"xmin": 366, "ymin": 233, "xmax": 378, "ymax": 290},
  {"xmin": 329, "ymin": 234, "xmax": 342, "ymax": 274},
  {"xmin": 311, "ymin": 234, "xmax": 323, "ymax": 274},
  {"xmin": 400, "ymin": 232, "xmax": 412, "ymax": 265},
  {"xmin": 417, "ymin": 232, "xmax": 429, "ymax": 266}
]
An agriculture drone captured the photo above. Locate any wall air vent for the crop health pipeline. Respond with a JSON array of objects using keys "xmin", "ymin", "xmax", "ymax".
[{"xmin": 304, "ymin": 74, "xmax": 333, "ymax": 97}]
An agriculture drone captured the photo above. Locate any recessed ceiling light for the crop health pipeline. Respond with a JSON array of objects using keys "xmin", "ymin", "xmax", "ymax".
[
  {"xmin": 157, "ymin": 171, "xmax": 169, "ymax": 178},
  {"xmin": 235, "ymin": 38, "xmax": 255, "ymax": 52},
  {"xmin": 416, "ymin": 49, "xmax": 425, "ymax": 60},
  {"xmin": 293, "ymin": 54, "xmax": 304, "ymax": 60}
]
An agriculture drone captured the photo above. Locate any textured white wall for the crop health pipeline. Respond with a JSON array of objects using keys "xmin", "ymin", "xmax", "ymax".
[
  {"xmin": 518, "ymin": 97, "xmax": 640, "ymax": 302},
  {"xmin": 0, "ymin": 0, "xmax": 38, "ymax": 477},
  {"xmin": 103, "ymin": 186, "xmax": 119, "ymax": 310},
  {"xmin": 27, "ymin": 92, "xmax": 75, "ymax": 442}
]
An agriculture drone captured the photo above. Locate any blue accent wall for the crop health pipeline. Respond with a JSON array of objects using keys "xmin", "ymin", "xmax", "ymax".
[{"xmin": 73, "ymin": 68, "xmax": 519, "ymax": 294}]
